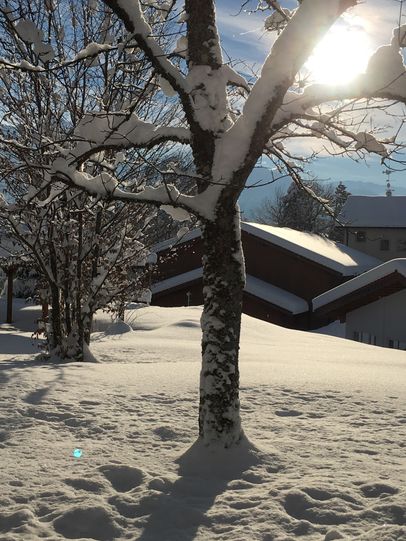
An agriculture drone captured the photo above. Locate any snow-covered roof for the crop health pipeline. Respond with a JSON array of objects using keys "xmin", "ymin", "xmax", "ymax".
[
  {"xmin": 151, "ymin": 268, "xmax": 202, "ymax": 295},
  {"xmin": 313, "ymin": 258, "xmax": 406, "ymax": 311},
  {"xmin": 152, "ymin": 228, "xmax": 201, "ymax": 254},
  {"xmin": 339, "ymin": 195, "xmax": 406, "ymax": 228},
  {"xmin": 152, "ymin": 268, "xmax": 308, "ymax": 315},
  {"xmin": 245, "ymin": 274, "xmax": 308, "ymax": 314},
  {"xmin": 154, "ymin": 223, "xmax": 381, "ymax": 277},
  {"xmin": 243, "ymin": 222, "xmax": 381, "ymax": 276}
]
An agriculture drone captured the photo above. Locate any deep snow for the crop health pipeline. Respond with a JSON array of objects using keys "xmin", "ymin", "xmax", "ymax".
[{"xmin": 0, "ymin": 300, "xmax": 405, "ymax": 541}]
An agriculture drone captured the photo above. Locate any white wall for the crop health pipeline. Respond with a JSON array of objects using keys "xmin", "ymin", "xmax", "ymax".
[
  {"xmin": 346, "ymin": 227, "xmax": 406, "ymax": 261},
  {"xmin": 346, "ymin": 289, "xmax": 406, "ymax": 349}
]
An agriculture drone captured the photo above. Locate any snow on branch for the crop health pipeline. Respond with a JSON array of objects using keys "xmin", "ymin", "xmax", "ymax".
[
  {"xmin": 73, "ymin": 42, "xmax": 114, "ymax": 62},
  {"xmin": 102, "ymin": 1, "xmax": 189, "ymax": 103},
  {"xmin": 211, "ymin": 0, "xmax": 355, "ymax": 184},
  {"xmin": 70, "ymin": 112, "xmax": 191, "ymax": 162},
  {"xmin": 50, "ymin": 157, "xmax": 214, "ymax": 220},
  {"xmin": 0, "ymin": 58, "xmax": 45, "ymax": 72},
  {"xmin": 222, "ymin": 65, "xmax": 250, "ymax": 92}
]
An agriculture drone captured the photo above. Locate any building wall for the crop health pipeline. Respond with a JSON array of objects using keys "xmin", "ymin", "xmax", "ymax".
[
  {"xmin": 346, "ymin": 227, "xmax": 406, "ymax": 262},
  {"xmin": 345, "ymin": 289, "xmax": 406, "ymax": 349},
  {"xmin": 155, "ymin": 232, "xmax": 348, "ymax": 301},
  {"xmin": 152, "ymin": 281, "xmax": 203, "ymax": 308},
  {"xmin": 155, "ymin": 237, "xmax": 203, "ymax": 281},
  {"xmin": 153, "ymin": 230, "xmax": 350, "ymax": 330},
  {"xmin": 242, "ymin": 231, "xmax": 346, "ymax": 300},
  {"xmin": 151, "ymin": 281, "xmax": 309, "ymax": 329}
]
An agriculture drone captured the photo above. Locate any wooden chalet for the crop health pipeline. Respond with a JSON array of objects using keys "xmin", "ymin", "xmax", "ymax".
[{"xmin": 150, "ymin": 223, "xmax": 381, "ymax": 330}]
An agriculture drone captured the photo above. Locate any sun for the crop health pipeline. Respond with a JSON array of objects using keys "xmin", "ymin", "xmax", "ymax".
[{"xmin": 305, "ymin": 21, "xmax": 373, "ymax": 85}]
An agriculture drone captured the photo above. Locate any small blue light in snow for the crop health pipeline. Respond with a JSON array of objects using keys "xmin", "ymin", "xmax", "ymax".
[{"xmin": 72, "ymin": 448, "xmax": 83, "ymax": 458}]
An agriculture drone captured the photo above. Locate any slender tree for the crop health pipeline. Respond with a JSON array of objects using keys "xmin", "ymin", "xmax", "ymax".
[{"xmin": 0, "ymin": 0, "xmax": 185, "ymax": 360}]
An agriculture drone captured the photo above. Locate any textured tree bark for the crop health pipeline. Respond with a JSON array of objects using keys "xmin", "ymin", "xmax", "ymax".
[
  {"xmin": 48, "ymin": 284, "xmax": 62, "ymax": 353},
  {"xmin": 6, "ymin": 267, "xmax": 14, "ymax": 324},
  {"xmin": 48, "ymin": 284, "xmax": 86, "ymax": 362},
  {"xmin": 199, "ymin": 202, "xmax": 245, "ymax": 447}
]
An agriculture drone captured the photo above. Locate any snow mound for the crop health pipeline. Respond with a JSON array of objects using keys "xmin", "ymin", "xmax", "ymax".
[{"xmin": 104, "ymin": 319, "xmax": 133, "ymax": 335}]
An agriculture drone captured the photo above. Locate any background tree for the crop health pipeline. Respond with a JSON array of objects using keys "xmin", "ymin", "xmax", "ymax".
[
  {"xmin": 0, "ymin": 0, "xmax": 188, "ymax": 360},
  {"xmin": 251, "ymin": 180, "xmax": 334, "ymax": 233},
  {"xmin": 329, "ymin": 181, "xmax": 351, "ymax": 241},
  {"xmin": 5, "ymin": 0, "xmax": 406, "ymax": 449},
  {"xmin": 251, "ymin": 180, "xmax": 351, "ymax": 239}
]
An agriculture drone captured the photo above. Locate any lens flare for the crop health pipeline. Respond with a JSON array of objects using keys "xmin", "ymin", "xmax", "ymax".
[{"xmin": 306, "ymin": 21, "xmax": 373, "ymax": 85}]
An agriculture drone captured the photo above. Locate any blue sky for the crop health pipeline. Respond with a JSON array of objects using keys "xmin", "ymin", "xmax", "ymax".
[{"xmin": 214, "ymin": 0, "xmax": 406, "ymax": 212}]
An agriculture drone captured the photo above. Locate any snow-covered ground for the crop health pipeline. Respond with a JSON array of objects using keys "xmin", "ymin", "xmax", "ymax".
[{"xmin": 0, "ymin": 300, "xmax": 405, "ymax": 541}]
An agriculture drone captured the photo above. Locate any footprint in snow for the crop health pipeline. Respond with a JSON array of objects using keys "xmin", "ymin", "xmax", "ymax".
[
  {"xmin": 153, "ymin": 426, "xmax": 180, "ymax": 441},
  {"xmin": 53, "ymin": 506, "xmax": 121, "ymax": 540},
  {"xmin": 283, "ymin": 489, "xmax": 356, "ymax": 525},
  {"xmin": 64, "ymin": 477, "xmax": 105, "ymax": 493},
  {"xmin": 360, "ymin": 483, "xmax": 398, "ymax": 498},
  {"xmin": 99, "ymin": 464, "xmax": 145, "ymax": 492},
  {"xmin": 275, "ymin": 409, "xmax": 303, "ymax": 417},
  {"xmin": 0, "ymin": 509, "xmax": 36, "ymax": 533}
]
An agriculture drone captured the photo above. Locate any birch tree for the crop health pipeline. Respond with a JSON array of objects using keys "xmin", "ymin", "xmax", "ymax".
[{"xmin": 41, "ymin": 0, "xmax": 406, "ymax": 446}]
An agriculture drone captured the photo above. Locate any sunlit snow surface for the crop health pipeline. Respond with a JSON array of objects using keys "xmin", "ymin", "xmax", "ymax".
[{"xmin": 0, "ymin": 301, "xmax": 405, "ymax": 540}]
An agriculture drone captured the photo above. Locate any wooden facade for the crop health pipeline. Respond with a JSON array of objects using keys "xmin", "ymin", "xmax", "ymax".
[{"xmin": 150, "ymin": 226, "xmax": 365, "ymax": 330}]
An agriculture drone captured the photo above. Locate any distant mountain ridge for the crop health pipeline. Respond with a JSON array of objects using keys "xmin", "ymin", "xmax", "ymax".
[{"xmin": 239, "ymin": 173, "xmax": 406, "ymax": 218}]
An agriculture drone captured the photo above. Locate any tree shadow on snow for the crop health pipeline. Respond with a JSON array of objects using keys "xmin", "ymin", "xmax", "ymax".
[
  {"xmin": 0, "ymin": 332, "xmax": 40, "ymax": 355},
  {"xmin": 0, "ymin": 356, "xmax": 65, "ymax": 401},
  {"xmin": 136, "ymin": 436, "xmax": 273, "ymax": 541},
  {"xmin": 23, "ymin": 366, "xmax": 66, "ymax": 404},
  {"xmin": 0, "ymin": 359, "xmax": 66, "ymax": 444}
]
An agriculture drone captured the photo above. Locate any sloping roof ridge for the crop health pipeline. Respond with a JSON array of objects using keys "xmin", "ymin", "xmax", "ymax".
[
  {"xmin": 347, "ymin": 194, "xmax": 406, "ymax": 198},
  {"xmin": 242, "ymin": 222, "xmax": 380, "ymax": 276},
  {"xmin": 313, "ymin": 258, "xmax": 406, "ymax": 311},
  {"xmin": 339, "ymin": 195, "xmax": 406, "ymax": 227},
  {"xmin": 153, "ymin": 222, "xmax": 380, "ymax": 276},
  {"xmin": 151, "ymin": 267, "xmax": 308, "ymax": 314}
]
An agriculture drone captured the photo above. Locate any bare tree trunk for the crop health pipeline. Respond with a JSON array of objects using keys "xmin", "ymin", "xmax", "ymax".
[
  {"xmin": 49, "ymin": 284, "xmax": 86, "ymax": 362},
  {"xmin": 199, "ymin": 203, "xmax": 245, "ymax": 447},
  {"xmin": 6, "ymin": 267, "xmax": 14, "ymax": 324},
  {"xmin": 49, "ymin": 283, "xmax": 62, "ymax": 352}
]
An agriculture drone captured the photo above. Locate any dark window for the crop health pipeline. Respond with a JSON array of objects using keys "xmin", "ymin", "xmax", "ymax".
[
  {"xmin": 356, "ymin": 231, "xmax": 366, "ymax": 242},
  {"xmin": 380, "ymin": 239, "xmax": 390, "ymax": 251},
  {"xmin": 388, "ymin": 339, "xmax": 406, "ymax": 350},
  {"xmin": 354, "ymin": 331, "xmax": 376, "ymax": 345},
  {"xmin": 397, "ymin": 239, "xmax": 406, "ymax": 251}
]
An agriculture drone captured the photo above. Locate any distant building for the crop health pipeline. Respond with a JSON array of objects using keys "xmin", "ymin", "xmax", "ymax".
[
  {"xmin": 151, "ymin": 223, "xmax": 380, "ymax": 330},
  {"xmin": 313, "ymin": 259, "xmax": 406, "ymax": 350},
  {"xmin": 339, "ymin": 195, "xmax": 406, "ymax": 261}
]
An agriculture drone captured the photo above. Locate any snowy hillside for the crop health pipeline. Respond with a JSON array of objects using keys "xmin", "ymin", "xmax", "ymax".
[{"xmin": 0, "ymin": 302, "xmax": 405, "ymax": 540}]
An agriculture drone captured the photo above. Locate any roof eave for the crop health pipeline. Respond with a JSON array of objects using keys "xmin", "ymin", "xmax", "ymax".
[{"xmin": 314, "ymin": 271, "xmax": 406, "ymax": 318}]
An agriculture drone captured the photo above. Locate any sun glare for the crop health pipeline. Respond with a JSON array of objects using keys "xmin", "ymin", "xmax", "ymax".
[{"xmin": 305, "ymin": 21, "xmax": 373, "ymax": 85}]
